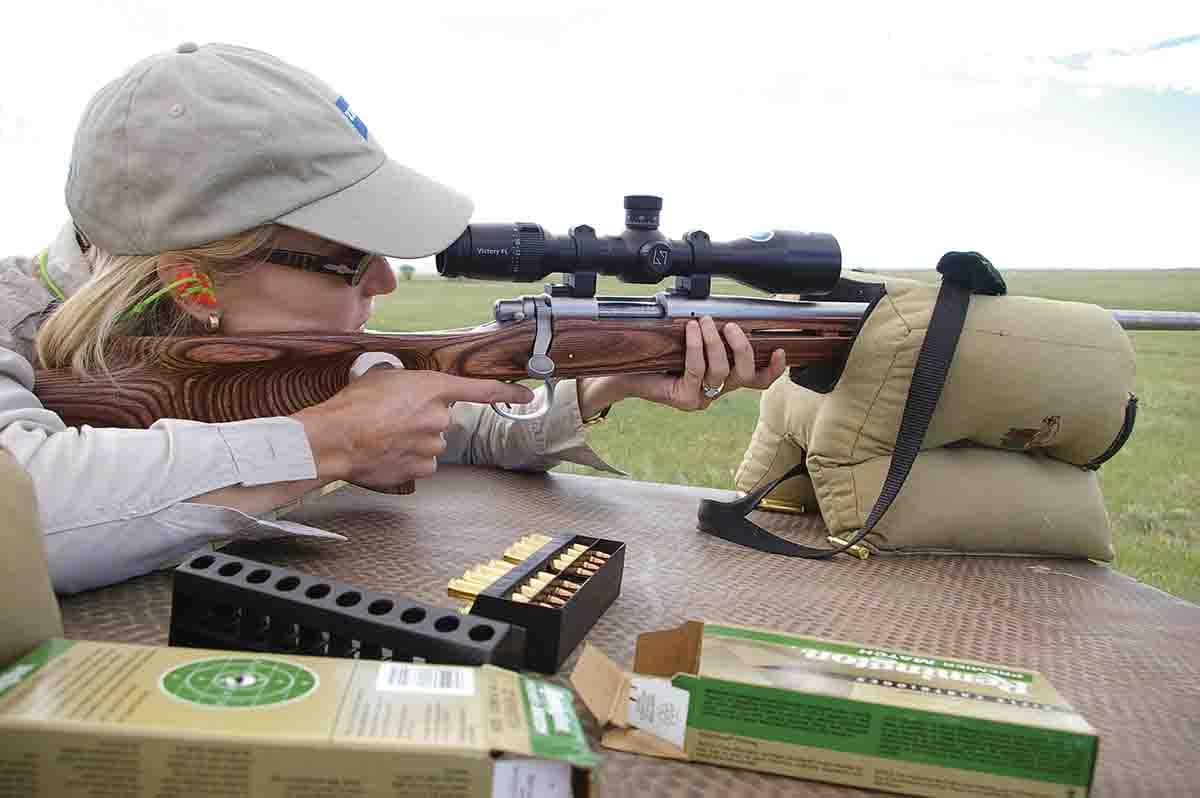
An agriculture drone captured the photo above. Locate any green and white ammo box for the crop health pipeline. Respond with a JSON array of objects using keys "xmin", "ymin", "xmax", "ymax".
[
  {"xmin": 573, "ymin": 620, "xmax": 1097, "ymax": 798},
  {"xmin": 0, "ymin": 639, "xmax": 597, "ymax": 798}
]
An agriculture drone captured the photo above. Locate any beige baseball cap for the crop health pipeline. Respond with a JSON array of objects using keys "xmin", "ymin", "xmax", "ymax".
[{"xmin": 66, "ymin": 42, "xmax": 472, "ymax": 257}]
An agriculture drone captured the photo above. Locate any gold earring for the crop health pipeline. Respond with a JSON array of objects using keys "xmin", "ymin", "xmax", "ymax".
[{"xmin": 207, "ymin": 312, "xmax": 221, "ymax": 332}]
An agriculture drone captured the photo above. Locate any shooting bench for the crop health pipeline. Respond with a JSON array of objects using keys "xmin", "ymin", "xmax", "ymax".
[{"xmin": 59, "ymin": 465, "xmax": 1199, "ymax": 796}]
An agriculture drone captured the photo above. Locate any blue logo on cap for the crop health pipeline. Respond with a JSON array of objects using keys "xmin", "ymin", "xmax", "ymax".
[{"xmin": 336, "ymin": 96, "xmax": 369, "ymax": 141}]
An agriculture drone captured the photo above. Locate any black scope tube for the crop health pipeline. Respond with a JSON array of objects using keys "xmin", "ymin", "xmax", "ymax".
[{"xmin": 436, "ymin": 223, "xmax": 842, "ymax": 297}]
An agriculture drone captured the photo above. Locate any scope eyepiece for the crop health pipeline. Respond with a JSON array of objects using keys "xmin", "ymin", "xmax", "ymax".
[
  {"xmin": 435, "ymin": 195, "xmax": 841, "ymax": 298},
  {"xmin": 436, "ymin": 223, "xmax": 559, "ymax": 282}
]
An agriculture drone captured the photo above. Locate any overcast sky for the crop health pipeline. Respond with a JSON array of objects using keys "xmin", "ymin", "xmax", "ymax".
[{"xmin": 2, "ymin": 1, "xmax": 1197, "ymax": 270}]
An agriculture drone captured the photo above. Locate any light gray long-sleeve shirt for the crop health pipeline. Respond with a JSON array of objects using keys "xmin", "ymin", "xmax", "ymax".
[{"xmin": 1, "ymin": 223, "xmax": 617, "ymax": 594}]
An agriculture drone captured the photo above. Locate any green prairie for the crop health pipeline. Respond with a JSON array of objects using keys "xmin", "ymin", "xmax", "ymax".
[{"xmin": 371, "ymin": 271, "xmax": 1199, "ymax": 602}]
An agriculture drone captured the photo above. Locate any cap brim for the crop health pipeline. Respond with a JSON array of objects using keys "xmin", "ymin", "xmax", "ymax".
[{"xmin": 274, "ymin": 159, "xmax": 473, "ymax": 258}]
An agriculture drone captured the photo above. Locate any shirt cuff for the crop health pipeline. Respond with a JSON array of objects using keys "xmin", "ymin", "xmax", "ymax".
[
  {"xmin": 45, "ymin": 501, "xmax": 345, "ymax": 594},
  {"xmin": 214, "ymin": 417, "xmax": 318, "ymax": 486}
]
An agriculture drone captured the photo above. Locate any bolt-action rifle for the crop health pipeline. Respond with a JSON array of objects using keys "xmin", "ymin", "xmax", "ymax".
[{"xmin": 31, "ymin": 195, "xmax": 1199, "ymax": 430}]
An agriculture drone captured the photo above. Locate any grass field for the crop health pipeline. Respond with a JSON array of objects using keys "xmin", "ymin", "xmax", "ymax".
[{"xmin": 370, "ymin": 271, "xmax": 1199, "ymax": 602}]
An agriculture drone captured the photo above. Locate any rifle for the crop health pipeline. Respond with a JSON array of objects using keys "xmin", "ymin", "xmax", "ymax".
[{"xmin": 31, "ymin": 195, "xmax": 1199, "ymax": 430}]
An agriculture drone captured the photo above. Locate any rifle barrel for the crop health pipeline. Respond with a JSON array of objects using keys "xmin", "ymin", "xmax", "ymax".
[
  {"xmin": 799, "ymin": 303, "xmax": 1199, "ymax": 331},
  {"xmin": 1109, "ymin": 310, "xmax": 1200, "ymax": 331},
  {"xmin": 503, "ymin": 294, "xmax": 1200, "ymax": 331}
]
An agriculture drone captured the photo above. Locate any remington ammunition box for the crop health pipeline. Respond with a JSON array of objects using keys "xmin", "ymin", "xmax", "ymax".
[{"xmin": 573, "ymin": 621, "xmax": 1098, "ymax": 798}]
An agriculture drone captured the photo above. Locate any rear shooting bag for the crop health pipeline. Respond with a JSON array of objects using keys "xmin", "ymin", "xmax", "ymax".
[{"xmin": 705, "ymin": 254, "xmax": 1137, "ymax": 560}]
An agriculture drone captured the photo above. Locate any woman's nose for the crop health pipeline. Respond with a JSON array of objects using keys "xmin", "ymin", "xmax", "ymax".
[{"xmin": 362, "ymin": 255, "xmax": 398, "ymax": 296}]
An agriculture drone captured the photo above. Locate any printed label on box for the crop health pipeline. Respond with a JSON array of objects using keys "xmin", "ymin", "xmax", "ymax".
[
  {"xmin": 629, "ymin": 675, "xmax": 690, "ymax": 749},
  {"xmin": 376, "ymin": 663, "xmax": 476, "ymax": 696}
]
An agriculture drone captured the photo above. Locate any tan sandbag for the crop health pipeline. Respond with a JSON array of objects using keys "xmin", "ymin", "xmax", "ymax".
[
  {"xmin": 733, "ymin": 272, "xmax": 1126, "ymax": 558},
  {"xmin": 738, "ymin": 371, "xmax": 1115, "ymax": 559},
  {"xmin": 807, "ymin": 447, "xmax": 1114, "ymax": 560},
  {"xmin": 734, "ymin": 380, "xmax": 821, "ymax": 511},
  {"xmin": 813, "ymin": 275, "xmax": 1135, "ymax": 467}
]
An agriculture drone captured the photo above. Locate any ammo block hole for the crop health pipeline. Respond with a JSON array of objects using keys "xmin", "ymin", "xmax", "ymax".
[
  {"xmin": 434, "ymin": 616, "xmax": 460, "ymax": 633},
  {"xmin": 247, "ymin": 569, "xmax": 271, "ymax": 584},
  {"xmin": 218, "ymin": 562, "xmax": 243, "ymax": 577},
  {"xmin": 469, "ymin": 625, "xmax": 495, "ymax": 642},
  {"xmin": 336, "ymin": 591, "xmax": 362, "ymax": 607},
  {"xmin": 190, "ymin": 555, "xmax": 215, "ymax": 569},
  {"xmin": 306, "ymin": 584, "xmax": 331, "ymax": 599},
  {"xmin": 368, "ymin": 599, "xmax": 394, "ymax": 615}
]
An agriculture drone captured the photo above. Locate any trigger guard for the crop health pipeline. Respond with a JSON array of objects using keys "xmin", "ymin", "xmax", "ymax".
[{"xmin": 490, "ymin": 378, "xmax": 556, "ymax": 422}]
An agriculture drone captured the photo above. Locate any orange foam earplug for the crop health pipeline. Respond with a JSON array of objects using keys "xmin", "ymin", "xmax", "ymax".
[{"xmin": 174, "ymin": 269, "xmax": 218, "ymax": 307}]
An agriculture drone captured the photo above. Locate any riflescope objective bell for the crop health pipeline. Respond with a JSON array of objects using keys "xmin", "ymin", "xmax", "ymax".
[{"xmin": 435, "ymin": 195, "xmax": 841, "ymax": 299}]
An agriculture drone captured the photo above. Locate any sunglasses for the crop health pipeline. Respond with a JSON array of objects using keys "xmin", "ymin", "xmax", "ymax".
[{"xmin": 259, "ymin": 247, "xmax": 375, "ymax": 286}]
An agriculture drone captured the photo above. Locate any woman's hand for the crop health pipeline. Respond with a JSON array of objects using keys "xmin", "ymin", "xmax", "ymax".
[
  {"xmin": 577, "ymin": 317, "xmax": 787, "ymax": 417},
  {"xmin": 295, "ymin": 369, "xmax": 534, "ymax": 489}
]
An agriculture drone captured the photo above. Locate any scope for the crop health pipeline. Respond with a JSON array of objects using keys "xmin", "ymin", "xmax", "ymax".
[{"xmin": 435, "ymin": 195, "xmax": 841, "ymax": 299}]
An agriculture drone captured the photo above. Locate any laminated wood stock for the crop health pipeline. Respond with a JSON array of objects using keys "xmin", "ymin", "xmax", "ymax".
[{"xmin": 33, "ymin": 315, "xmax": 857, "ymax": 430}]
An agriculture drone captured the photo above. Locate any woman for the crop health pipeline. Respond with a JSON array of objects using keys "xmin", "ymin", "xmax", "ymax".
[{"xmin": 0, "ymin": 42, "xmax": 785, "ymax": 594}]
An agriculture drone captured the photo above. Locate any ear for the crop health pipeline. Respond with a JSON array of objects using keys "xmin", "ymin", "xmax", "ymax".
[{"xmin": 156, "ymin": 257, "xmax": 218, "ymax": 325}]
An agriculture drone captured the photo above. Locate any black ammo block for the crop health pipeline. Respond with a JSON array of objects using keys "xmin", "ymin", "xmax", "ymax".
[
  {"xmin": 169, "ymin": 552, "xmax": 526, "ymax": 668},
  {"xmin": 468, "ymin": 535, "xmax": 625, "ymax": 673}
]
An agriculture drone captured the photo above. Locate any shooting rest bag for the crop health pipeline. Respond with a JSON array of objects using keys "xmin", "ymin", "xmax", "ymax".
[
  {"xmin": 735, "ymin": 378, "xmax": 821, "ymax": 514},
  {"xmin": 733, "ymin": 270, "xmax": 1136, "ymax": 560}
]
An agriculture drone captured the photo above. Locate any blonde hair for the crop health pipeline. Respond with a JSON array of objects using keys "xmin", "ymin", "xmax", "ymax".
[{"xmin": 36, "ymin": 225, "xmax": 278, "ymax": 375}]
